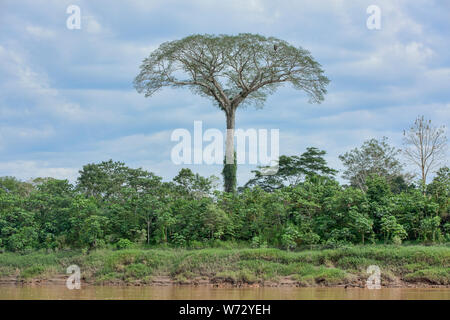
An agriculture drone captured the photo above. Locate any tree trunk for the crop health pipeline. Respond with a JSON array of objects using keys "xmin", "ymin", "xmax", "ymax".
[
  {"xmin": 223, "ymin": 108, "xmax": 237, "ymax": 193},
  {"xmin": 421, "ymin": 163, "xmax": 427, "ymax": 195},
  {"xmin": 147, "ymin": 220, "xmax": 150, "ymax": 244},
  {"xmin": 225, "ymin": 109, "xmax": 235, "ymax": 164},
  {"xmin": 421, "ymin": 166, "xmax": 426, "ymax": 185}
]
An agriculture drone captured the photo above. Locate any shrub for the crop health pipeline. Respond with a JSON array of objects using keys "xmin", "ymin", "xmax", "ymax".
[
  {"xmin": 116, "ymin": 239, "xmax": 133, "ymax": 250},
  {"xmin": 125, "ymin": 263, "xmax": 151, "ymax": 278},
  {"xmin": 20, "ymin": 265, "xmax": 46, "ymax": 279}
]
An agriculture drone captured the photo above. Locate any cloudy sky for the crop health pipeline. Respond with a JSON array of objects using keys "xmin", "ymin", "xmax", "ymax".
[{"xmin": 0, "ymin": 0, "xmax": 449, "ymax": 186}]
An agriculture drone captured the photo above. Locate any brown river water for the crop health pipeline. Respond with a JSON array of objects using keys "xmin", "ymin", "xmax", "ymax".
[{"xmin": 0, "ymin": 285, "xmax": 449, "ymax": 300}]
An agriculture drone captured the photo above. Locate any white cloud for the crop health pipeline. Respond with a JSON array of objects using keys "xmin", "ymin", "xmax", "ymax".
[
  {"xmin": 0, "ymin": 46, "xmax": 112, "ymax": 123},
  {"xmin": 331, "ymin": 41, "xmax": 435, "ymax": 80},
  {"xmin": 25, "ymin": 25, "xmax": 56, "ymax": 38},
  {"xmin": 0, "ymin": 125, "xmax": 55, "ymax": 141},
  {"xmin": 0, "ymin": 161, "xmax": 79, "ymax": 182},
  {"xmin": 93, "ymin": 131, "xmax": 172, "ymax": 158},
  {"xmin": 85, "ymin": 16, "xmax": 103, "ymax": 34}
]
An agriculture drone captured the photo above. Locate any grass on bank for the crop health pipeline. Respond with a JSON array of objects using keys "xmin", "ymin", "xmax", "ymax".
[{"xmin": 0, "ymin": 245, "xmax": 449, "ymax": 286}]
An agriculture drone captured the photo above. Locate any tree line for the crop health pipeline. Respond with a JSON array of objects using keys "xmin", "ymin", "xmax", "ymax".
[{"xmin": 0, "ymin": 134, "xmax": 448, "ymax": 252}]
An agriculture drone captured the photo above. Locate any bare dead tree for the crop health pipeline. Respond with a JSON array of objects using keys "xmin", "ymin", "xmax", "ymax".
[{"xmin": 403, "ymin": 116, "xmax": 448, "ymax": 186}]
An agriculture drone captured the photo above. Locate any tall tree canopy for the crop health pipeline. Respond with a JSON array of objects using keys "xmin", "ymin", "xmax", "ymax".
[
  {"xmin": 244, "ymin": 147, "xmax": 337, "ymax": 191},
  {"xmin": 339, "ymin": 137, "xmax": 406, "ymax": 191},
  {"xmin": 134, "ymin": 33, "xmax": 330, "ymax": 192}
]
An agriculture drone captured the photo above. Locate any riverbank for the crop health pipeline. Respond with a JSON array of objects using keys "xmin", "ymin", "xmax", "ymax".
[{"xmin": 1, "ymin": 245, "xmax": 449, "ymax": 288}]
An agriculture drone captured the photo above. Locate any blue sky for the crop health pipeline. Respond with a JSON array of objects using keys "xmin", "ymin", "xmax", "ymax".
[{"xmin": 0, "ymin": 0, "xmax": 449, "ymax": 186}]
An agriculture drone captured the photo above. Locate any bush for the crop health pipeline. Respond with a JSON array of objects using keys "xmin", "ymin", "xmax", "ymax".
[
  {"xmin": 392, "ymin": 235, "xmax": 403, "ymax": 245},
  {"xmin": 124, "ymin": 263, "xmax": 152, "ymax": 278},
  {"xmin": 281, "ymin": 225, "xmax": 299, "ymax": 250},
  {"xmin": 251, "ymin": 236, "xmax": 267, "ymax": 249},
  {"xmin": 20, "ymin": 265, "xmax": 46, "ymax": 279},
  {"xmin": 188, "ymin": 240, "xmax": 206, "ymax": 249},
  {"xmin": 404, "ymin": 267, "xmax": 450, "ymax": 285},
  {"xmin": 171, "ymin": 233, "xmax": 186, "ymax": 247},
  {"xmin": 420, "ymin": 216, "xmax": 441, "ymax": 243},
  {"xmin": 116, "ymin": 239, "xmax": 133, "ymax": 250}
]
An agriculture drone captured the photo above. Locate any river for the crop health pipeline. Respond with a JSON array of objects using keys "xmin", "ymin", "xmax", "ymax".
[{"xmin": 0, "ymin": 285, "xmax": 449, "ymax": 300}]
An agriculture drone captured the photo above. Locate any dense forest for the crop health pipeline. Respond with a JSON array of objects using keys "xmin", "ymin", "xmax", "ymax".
[{"xmin": 0, "ymin": 136, "xmax": 448, "ymax": 253}]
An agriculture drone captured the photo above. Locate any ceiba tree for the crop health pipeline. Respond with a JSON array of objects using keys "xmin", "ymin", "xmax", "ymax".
[{"xmin": 134, "ymin": 33, "xmax": 329, "ymax": 192}]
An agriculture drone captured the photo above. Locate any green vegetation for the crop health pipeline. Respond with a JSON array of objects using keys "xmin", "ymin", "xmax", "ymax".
[
  {"xmin": 0, "ymin": 138, "xmax": 449, "ymax": 252},
  {"xmin": 0, "ymin": 122, "xmax": 448, "ymax": 290},
  {"xmin": 0, "ymin": 246, "xmax": 448, "ymax": 286}
]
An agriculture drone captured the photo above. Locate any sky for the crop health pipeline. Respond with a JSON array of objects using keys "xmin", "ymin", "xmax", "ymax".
[{"xmin": 0, "ymin": 0, "xmax": 449, "ymax": 187}]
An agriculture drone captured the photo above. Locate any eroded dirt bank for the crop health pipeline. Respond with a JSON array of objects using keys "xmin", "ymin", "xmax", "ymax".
[{"xmin": 1, "ymin": 274, "xmax": 448, "ymax": 288}]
